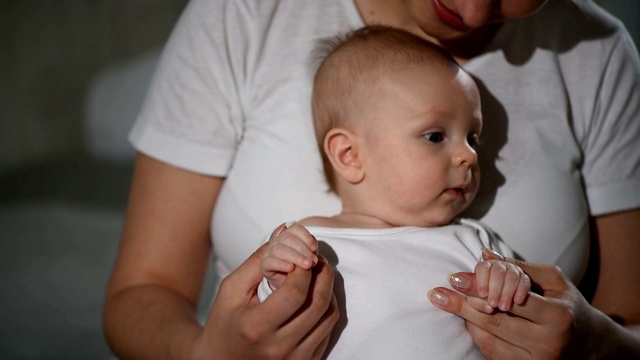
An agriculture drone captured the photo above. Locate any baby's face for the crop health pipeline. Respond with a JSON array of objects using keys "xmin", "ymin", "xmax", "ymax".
[{"xmin": 357, "ymin": 63, "xmax": 482, "ymax": 227}]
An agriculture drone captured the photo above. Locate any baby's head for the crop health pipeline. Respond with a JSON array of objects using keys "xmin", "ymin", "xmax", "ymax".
[
  {"xmin": 312, "ymin": 26, "xmax": 482, "ymax": 226},
  {"xmin": 312, "ymin": 26, "xmax": 464, "ymax": 193}
]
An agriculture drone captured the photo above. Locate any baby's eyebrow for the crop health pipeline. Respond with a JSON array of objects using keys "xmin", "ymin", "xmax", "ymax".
[{"xmin": 411, "ymin": 108, "xmax": 456, "ymax": 122}]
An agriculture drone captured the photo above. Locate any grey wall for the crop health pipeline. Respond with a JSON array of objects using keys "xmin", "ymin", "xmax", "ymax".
[
  {"xmin": 0, "ymin": 1, "xmax": 188, "ymax": 171},
  {"xmin": 597, "ymin": 0, "xmax": 640, "ymax": 50},
  {"xmin": 0, "ymin": 3, "xmax": 189, "ymax": 359}
]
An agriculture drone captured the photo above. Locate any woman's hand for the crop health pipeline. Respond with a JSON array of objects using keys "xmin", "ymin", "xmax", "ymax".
[
  {"xmin": 428, "ymin": 254, "xmax": 640, "ymax": 359},
  {"xmin": 192, "ymin": 228, "xmax": 339, "ymax": 360}
]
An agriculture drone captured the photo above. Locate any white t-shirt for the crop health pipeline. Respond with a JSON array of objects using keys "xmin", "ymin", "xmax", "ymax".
[
  {"xmin": 130, "ymin": 0, "xmax": 640, "ymax": 283},
  {"xmin": 257, "ymin": 219, "xmax": 511, "ymax": 359}
]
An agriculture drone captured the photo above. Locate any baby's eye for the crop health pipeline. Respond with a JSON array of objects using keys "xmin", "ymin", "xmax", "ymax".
[
  {"xmin": 467, "ymin": 134, "xmax": 480, "ymax": 149},
  {"xmin": 424, "ymin": 132, "xmax": 444, "ymax": 143}
]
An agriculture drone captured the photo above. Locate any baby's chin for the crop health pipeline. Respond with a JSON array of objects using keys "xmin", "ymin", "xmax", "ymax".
[
  {"xmin": 459, "ymin": 194, "xmax": 478, "ymax": 214},
  {"xmin": 446, "ymin": 201, "xmax": 475, "ymax": 224},
  {"xmin": 416, "ymin": 213, "xmax": 463, "ymax": 228}
]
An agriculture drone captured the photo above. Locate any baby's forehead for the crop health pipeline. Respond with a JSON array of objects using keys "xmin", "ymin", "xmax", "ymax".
[{"xmin": 362, "ymin": 60, "xmax": 460, "ymax": 90}]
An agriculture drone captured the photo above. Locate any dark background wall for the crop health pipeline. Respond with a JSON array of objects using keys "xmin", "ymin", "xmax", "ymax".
[
  {"xmin": 0, "ymin": 2, "xmax": 189, "ymax": 359},
  {"xmin": 0, "ymin": 1, "xmax": 187, "ymax": 170}
]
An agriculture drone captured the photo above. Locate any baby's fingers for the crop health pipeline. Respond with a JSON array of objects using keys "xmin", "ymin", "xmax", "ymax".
[
  {"xmin": 487, "ymin": 262, "xmax": 508, "ymax": 309},
  {"xmin": 261, "ymin": 255, "xmax": 295, "ymax": 277},
  {"xmin": 269, "ymin": 242, "xmax": 317, "ymax": 270},
  {"xmin": 286, "ymin": 223, "xmax": 320, "ymax": 254},
  {"xmin": 476, "ymin": 260, "xmax": 524, "ymax": 311},
  {"xmin": 514, "ymin": 273, "xmax": 531, "ymax": 305},
  {"xmin": 474, "ymin": 261, "xmax": 504, "ymax": 303},
  {"xmin": 496, "ymin": 264, "xmax": 530, "ymax": 311}
]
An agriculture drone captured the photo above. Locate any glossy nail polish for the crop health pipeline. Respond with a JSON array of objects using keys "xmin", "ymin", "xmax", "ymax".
[
  {"xmin": 448, "ymin": 273, "xmax": 471, "ymax": 291},
  {"xmin": 428, "ymin": 289, "xmax": 449, "ymax": 306}
]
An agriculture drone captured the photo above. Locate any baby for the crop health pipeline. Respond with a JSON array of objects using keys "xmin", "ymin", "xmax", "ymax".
[{"xmin": 259, "ymin": 26, "xmax": 530, "ymax": 359}]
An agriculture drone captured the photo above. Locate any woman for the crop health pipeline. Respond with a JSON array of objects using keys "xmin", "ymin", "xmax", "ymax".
[{"xmin": 104, "ymin": 0, "xmax": 640, "ymax": 358}]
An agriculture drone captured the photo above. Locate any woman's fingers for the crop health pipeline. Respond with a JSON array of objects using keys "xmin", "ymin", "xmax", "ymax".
[
  {"xmin": 469, "ymin": 293, "xmax": 581, "ymax": 359},
  {"xmin": 257, "ymin": 261, "xmax": 315, "ymax": 328},
  {"xmin": 270, "ymin": 222, "xmax": 288, "ymax": 238},
  {"xmin": 226, "ymin": 242, "xmax": 272, "ymax": 297},
  {"xmin": 428, "ymin": 286, "xmax": 536, "ymax": 335},
  {"xmin": 446, "ymin": 270, "xmax": 568, "ymax": 324},
  {"xmin": 433, "ymin": 257, "xmax": 600, "ymax": 360},
  {"xmin": 428, "ymin": 287, "xmax": 543, "ymax": 355},
  {"xmin": 289, "ymin": 292, "xmax": 339, "ymax": 360},
  {"xmin": 279, "ymin": 255, "xmax": 338, "ymax": 336},
  {"xmin": 465, "ymin": 321, "xmax": 532, "ymax": 359},
  {"xmin": 504, "ymin": 258, "xmax": 570, "ymax": 295}
]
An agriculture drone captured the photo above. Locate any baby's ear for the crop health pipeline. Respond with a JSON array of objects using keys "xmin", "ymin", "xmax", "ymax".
[{"xmin": 324, "ymin": 128, "xmax": 364, "ymax": 184}]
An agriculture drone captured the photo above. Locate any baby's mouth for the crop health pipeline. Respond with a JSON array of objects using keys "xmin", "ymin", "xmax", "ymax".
[{"xmin": 445, "ymin": 186, "xmax": 467, "ymax": 198}]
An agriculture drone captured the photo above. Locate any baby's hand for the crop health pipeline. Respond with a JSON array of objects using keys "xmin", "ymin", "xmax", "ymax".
[
  {"xmin": 474, "ymin": 256, "xmax": 530, "ymax": 312},
  {"xmin": 260, "ymin": 223, "xmax": 319, "ymax": 290}
]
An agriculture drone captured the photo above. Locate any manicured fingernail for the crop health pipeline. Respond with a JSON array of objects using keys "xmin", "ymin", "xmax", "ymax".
[
  {"xmin": 271, "ymin": 223, "xmax": 287, "ymax": 237},
  {"xmin": 482, "ymin": 247, "xmax": 504, "ymax": 260},
  {"xmin": 449, "ymin": 273, "xmax": 471, "ymax": 291},
  {"xmin": 428, "ymin": 289, "xmax": 449, "ymax": 306}
]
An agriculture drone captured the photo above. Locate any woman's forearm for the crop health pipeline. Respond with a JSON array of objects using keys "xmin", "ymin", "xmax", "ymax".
[
  {"xmin": 597, "ymin": 317, "xmax": 640, "ymax": 359},
  {"xmin": 104, "ymin": 284, "xmax": 203, "ymax": 360}
]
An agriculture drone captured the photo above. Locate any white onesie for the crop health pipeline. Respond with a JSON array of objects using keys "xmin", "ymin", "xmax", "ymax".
[{"xmin": 258, "ymin": 219, "xmax": 513, "ymax": 359}]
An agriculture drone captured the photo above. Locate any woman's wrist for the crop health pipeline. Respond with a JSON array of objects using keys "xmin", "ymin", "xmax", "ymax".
[
  {"xmin": 189, "ymin": 329, "xmax": 217, "ymax": 360},
  {"xmin": 594, "ymin": 312, "xmax": 640, "ymax": 359}
]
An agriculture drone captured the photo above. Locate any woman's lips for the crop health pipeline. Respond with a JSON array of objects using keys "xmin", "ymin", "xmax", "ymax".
[{"xmin": 432, "ymin": 0, "xmax": 467, "ymax": 29}]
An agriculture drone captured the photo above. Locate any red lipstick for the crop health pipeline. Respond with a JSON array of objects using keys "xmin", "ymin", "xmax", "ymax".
[{"xmin": 432, "ymin": 0, "xmax": 467, "ymax": 29}]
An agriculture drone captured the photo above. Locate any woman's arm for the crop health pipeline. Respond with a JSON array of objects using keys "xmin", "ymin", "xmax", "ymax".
[
  {"xmin": 590, "ymin": 210, "xmax": 640, "ymax": 328},
  {"xmin": 104, "ymin": 153, "xmax": 338, "ymax": 359},
  {"xmin": 104, "ymin": 153, "xmax": 216, "ymax": 358},
  {"xmin": 428, "ymin": 209, "xmax": 640, "ymax": 359}
]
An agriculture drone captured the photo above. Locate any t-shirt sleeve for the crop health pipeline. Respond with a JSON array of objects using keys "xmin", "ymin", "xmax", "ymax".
[
  {"xmin": 129, "ymin": 0, "xmax": 244, "ymax": 176},
  {"xmin": 582, "ymin": 27, "xmax": 640, "ymax": 216}
]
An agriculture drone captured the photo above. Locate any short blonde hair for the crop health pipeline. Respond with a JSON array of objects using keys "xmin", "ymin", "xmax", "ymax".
[{"xmin": 311, "ymin": 26, "xmax": 460, "ymax": 193}]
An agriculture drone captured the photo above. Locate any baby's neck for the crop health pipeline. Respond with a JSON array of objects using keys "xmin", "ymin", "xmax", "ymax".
[{"xmin": 299, "ymin": 213, "xmax": 395, "ymax": 229}]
